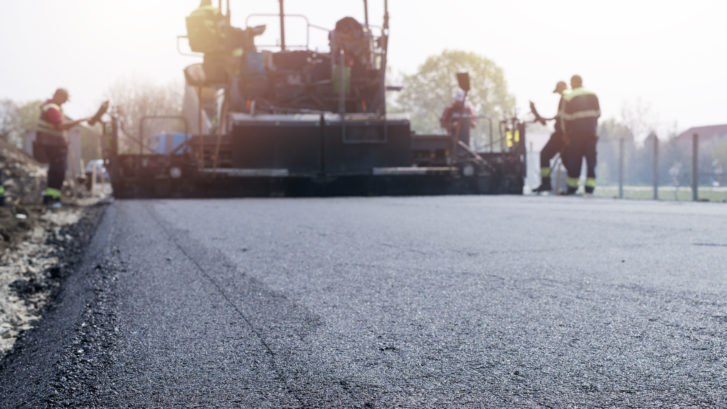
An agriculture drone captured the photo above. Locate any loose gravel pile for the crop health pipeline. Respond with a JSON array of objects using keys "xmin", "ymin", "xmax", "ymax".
[
  {"xmin": 1, "ymin": 139, "xmax": 105, "ymax": 358},
  {"xmin": 0, "ymin": 137, "xmax": 46, "ymax": 209},
  {"xmin": 0, "ymin": 207, "xmax": 82, "ymax": 355}
]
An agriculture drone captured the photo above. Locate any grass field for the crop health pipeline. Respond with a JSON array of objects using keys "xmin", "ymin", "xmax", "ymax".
[{"xmin": 594, "ymin": 185, "xmax": 727, "ymax": 202}]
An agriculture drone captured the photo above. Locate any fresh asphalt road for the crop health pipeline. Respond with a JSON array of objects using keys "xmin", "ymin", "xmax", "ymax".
[{"xmin": 4, "ymin": 196, "xmax": 727, "ymax": 407}]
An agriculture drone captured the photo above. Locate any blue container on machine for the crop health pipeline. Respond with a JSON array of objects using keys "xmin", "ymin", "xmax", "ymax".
[{"xmin": 153, "ymin": 133, "xmax": 190, "ymax": 155}]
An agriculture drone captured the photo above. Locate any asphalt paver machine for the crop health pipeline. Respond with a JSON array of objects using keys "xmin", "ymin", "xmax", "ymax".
[{"xmin": 104, "ymin": 0, "xmax": 527, "ymax": 197}]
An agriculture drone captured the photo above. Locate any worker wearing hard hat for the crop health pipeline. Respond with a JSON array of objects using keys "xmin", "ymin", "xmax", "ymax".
[
  {"xmin": 532, "ymin": 80, "xmax": 569, "ymax": 193},
  {"xmin": 561, "ymin": 75, "xmax": 600, "ymax": 195},
  {"xmin": 440, "ymin": 89, "xmax": 476, "ymax": 146},
  {"xmin": 34, "ymin": 88, "xmax": 88, "ymax": 207},
  {"xmin": 186, "ymin": 0, "xmax": 265, "ymax": 79}
]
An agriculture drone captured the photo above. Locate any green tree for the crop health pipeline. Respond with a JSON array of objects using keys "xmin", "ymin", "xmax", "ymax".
[
  {"xmin": 0, "ymin": 100, "xmax": 42, "ymax": 148},
  {"xmin": 393, "ymin": 50, "xmax": 515, "ymax": 140},
  {"xmin": 0, "ymin": 100, "xmax": 15, "ymax": 141}
]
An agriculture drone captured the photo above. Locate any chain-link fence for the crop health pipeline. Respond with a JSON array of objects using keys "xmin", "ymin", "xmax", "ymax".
[{"xmin": 529, "ymin": 133, "xmax": 727, "ymax": 202}]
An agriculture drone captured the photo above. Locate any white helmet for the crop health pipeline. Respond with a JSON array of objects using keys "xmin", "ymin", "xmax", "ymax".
[{"xmin": 454, "ymin": 88, "xmax": 466, "ymax": 102}]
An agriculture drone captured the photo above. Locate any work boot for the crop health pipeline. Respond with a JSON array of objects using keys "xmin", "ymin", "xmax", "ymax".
[
  {"xmin": 585, "ymin": 186, "xmax": 595, "ymax": 195},
  {"xmin": 532, "ymin": 177, "xmax": 552, "ymax": 193},
  {"xmin": 43, "ymin": 195, "xmax": 61, "ymax": 206},
  {"xmin": 563, "ymin": 186, "xmax": 578, "ymax": 195}
]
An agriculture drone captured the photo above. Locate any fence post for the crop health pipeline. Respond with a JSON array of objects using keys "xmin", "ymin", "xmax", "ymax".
[
  {"xmin": 692, "ymin": 133, "xmax": 699, "ymax": 201},
  {"xmin": 653, "ymin": 134, "xmax": 659, "ymax": 200},
  {"xmin": 619, "ymin": 138, "xmax": 624, "ymax": 199}
]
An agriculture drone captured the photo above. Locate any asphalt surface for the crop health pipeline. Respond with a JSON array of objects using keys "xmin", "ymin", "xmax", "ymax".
[{"xmin": 2, "ymin": 196, "xmax": 727, "ymax": 408}]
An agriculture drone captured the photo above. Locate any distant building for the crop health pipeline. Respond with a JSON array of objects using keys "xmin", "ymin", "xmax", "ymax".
[{"xmin": 677, "ymin": 124, "xmax": 727, "ymax": 142}]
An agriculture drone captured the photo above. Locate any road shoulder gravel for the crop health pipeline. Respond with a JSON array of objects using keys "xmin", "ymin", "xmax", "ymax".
[{"xmin": 0, "ymin": 201, "xmax": 111, "ymax": 408}]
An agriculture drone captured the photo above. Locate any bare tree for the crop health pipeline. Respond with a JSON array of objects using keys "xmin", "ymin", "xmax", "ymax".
[
  {"xmin": 619, "ymin": 98, "xmax": 659, "ymax": 144},
  {"xmin": 104, "ymin": 77, "xmax": 184, "ymax": 153}
]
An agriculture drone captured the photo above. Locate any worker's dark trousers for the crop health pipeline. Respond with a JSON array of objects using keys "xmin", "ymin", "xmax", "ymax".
[
  {"xmin": 540, "ymin": 132, "xmax": 564, "ymax": 171},
  {"xmin": 45, "ymin": 144, "xmax": 68, "ymax": 191},
  {"xmin": 453, "ymin": 123, "xmax": 471, "ymax": 147},
  {"xmin": 452, "ymin": 124, "xmax": 471, "ymax": 159},
  {"xmin": 563, "ymin": 134, "xmax": 597, "ymax": 193},
  {"xmin": 458, "ymin": 125, "xmax": 471, "ymax": 147}
]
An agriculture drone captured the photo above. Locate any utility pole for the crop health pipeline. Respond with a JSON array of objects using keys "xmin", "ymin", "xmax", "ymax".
[
  {"xmin": 692, "ymin": 133, "xmax": 699, "ymax": 201},
  {"xmin": 619, "ymin": 138, "xmax": 624, "ymax": 199},
  {"xmin": 652, "ymin": 133, "xmax": 659, "ymax": 200},
  {"xmin": 279, "ymin": 0, "xmax": 286, "ymax": 51},
  {"xmin": 363, "ymin": 0, "xmax": 369, "ymax": 28}
]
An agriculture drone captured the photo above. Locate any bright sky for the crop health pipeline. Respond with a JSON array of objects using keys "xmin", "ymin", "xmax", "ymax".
[{"xmin": 1, "ymin": 0, "xmax": 726, "ymax": 137}]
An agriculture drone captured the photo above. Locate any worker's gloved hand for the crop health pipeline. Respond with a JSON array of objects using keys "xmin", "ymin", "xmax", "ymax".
[{"xmin": 529, "ymin": 100, "xmax": 546, "ymax": 126}]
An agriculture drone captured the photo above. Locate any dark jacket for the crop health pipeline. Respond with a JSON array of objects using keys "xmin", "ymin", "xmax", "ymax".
[{"xmin": 560, "ymin": 87, "xmax": 600, "ymax": 137}]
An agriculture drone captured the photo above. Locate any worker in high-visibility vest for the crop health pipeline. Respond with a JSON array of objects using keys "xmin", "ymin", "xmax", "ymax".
[
  {"xmin": 186, "ymin": 0, "xmax": 265, "ymax": 82},
  {"xmin": 186, "ymin": 0, "xmax": 225, "ymax": 53},
  {"xmin": 533, "ymin": 80, "xmax": 569, "ymax": 193},
  {"xmin": 35, "ymin": 88, "xmax": 88, "ymax": 207},
  {"xmin": 191, "ymin": 0, "xmax": 220, "ymax": 18},
  {"xmin": 561, "ymin": 75, "xmax": 600, "ymax": 195},
  {"xmin": 191, "ymin": 0, "xmax": 222, "ymax": 34}
]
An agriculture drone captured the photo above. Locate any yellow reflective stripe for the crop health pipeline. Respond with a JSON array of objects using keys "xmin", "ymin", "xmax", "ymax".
[
  {"xmin": 563, "ymin": 87, "xmax": 597, "ymax": 102},
  {"xmin": 42, "ymin": 103, "xmax": 61, "ymax": 113},
  {"xmin": 37, "ymin": 119, "xmax": 64, "ymax": 136},
  {"xmin": 38, "ymin": 103, "xmax": 65, "ymax": 136},
  {"xmin": 45, "ymin": 188, "xmax": 62, "ymax": 198},
  {"xmin": 586, "ymin": 178, "xmax": 597, "ymax": 188},
  {"xmin": 0, "ymin": 186, "xmax": 5, "ymax": 195},
  {"xmin": 506, "ymin": 130, "xmax": 519, "ymax": 147},
  {"xmin": 562, "ymin": 110, "xmax": 601, "ymax": 121},
  {"xmin": 566, "ymin": 177, "xmax": 579, "ymax": 187},
  {"xmin": 540, "ymin": 167, "xmax": 551, "ymax": 177},
  {"xmin": 37, "ymin": 119, "xmax": 57, "ymax": 129}
]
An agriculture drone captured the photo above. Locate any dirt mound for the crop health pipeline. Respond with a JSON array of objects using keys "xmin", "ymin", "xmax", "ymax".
[
  {"xmin": 0, "ymin": 203, "xmax": 88, "ymax": 356},
  {"xmin": 1, "ymin": 138, "xmax": 109, "ymax": 357},
  {"xmin": 0, "ymin": 138, "xmax": 46, "ymax": 207},
  {"xmin": 1, "ymin": 139, "xmax": 47, "ymax": 252},
  {"xmin": 1, "ymin": 138, "xmax": 99, "ymax": 251}
]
